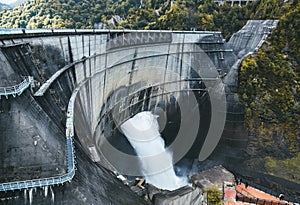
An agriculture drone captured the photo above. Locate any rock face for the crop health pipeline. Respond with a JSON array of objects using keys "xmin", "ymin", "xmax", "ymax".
[{"xmin": 1, "ymin": 20, "xmax": 298, "ymax": 204}]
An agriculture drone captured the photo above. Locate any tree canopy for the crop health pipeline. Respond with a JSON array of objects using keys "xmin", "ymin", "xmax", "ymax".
[
  {"xmin": 238, "ymin": 1, "xmax": 300, "ymax": 152},
  {"xmin": 0, "ymin": 0, "xmax": 272, "ymax": 38}
]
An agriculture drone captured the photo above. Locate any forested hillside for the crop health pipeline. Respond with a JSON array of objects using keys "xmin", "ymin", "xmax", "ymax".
[
  {"xmin": 0, "ymin": 0, "xmax": 285, "ymax": 39},
  {"xmin": 239, "ymin": 1, "xmax": 300, "ymax": 149},
  {"xmin": 238, "ymin": 1, "xmax": 300, "ymax": 182}
]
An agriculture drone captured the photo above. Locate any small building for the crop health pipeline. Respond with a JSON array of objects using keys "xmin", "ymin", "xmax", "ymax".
[
  {"xmin": 152, "ymin": 185, "xmax": 204, "ymax": 205},
  {"xmin": 191, "ymin": 165, "xmax": 235, "ymax": 191},
  {"xmin": 223, "ymin": 181, "xmax": 237, "ymax": 202}
]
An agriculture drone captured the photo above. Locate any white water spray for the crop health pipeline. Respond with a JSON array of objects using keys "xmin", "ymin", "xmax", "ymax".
[
  {"xmin": 120, "ymin": 111, "xmax": 187, "ymax": 190},
  {"xmin": 50, "ymin": 186, "xmax": 55, "ymax": 203},
  {"xmin": 28, "ymin": 188, "xmax": 33, "ymax": 205},
  {"xmin": 44, "ymin": 186, "xmax": 48, "ymax": 198},
  {"xmin": 24, "ymin": 189, "xmax": 27, "ymax": 202}
]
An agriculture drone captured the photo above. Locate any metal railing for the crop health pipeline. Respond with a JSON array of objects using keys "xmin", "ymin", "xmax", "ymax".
[
  {"xmin": 215, "ymin": 0, "xmax": 257, "ymax": 6},
  {"xmin": 0, "ymin": 79, "xmax": 76, "ymax": 192},
  {"xmin": 0, "ymin": 137, "xmax": 75, "ymax": 192},
  {"xmin": 0, "ymin": 76, "xmax": 34, "ymax": 99},
  {"xmin": 235, "ymin": 178, "xmax": 297, "ymax": 204},
  {"xmin": 236, "ymin": 192, "xmax": 293, "ymax": 205}
]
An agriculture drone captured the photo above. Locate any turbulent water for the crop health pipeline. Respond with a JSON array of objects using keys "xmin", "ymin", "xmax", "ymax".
[{"xmin": 120, "ymin": 111, "xmax": 187, "ymax": 190}]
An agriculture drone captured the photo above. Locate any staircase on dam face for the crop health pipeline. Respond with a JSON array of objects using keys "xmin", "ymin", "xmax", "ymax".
[{"xmin": 0, "ymin": 76, "xmax": 34, "ymax": 99}]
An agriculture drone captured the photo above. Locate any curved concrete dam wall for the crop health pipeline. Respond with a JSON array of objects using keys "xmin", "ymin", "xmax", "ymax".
[
  {"xmin": 71, "ymin": 32, "xmax": 230, "ymax": 173},
  {"xmin": 1, "ymin": 20, "xmax": 298, "ymax": 203}
]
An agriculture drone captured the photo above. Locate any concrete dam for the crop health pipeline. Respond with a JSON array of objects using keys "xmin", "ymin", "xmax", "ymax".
[{"xmin": 1, "ymin": 20, "xmax": 298, "ymax": 204}]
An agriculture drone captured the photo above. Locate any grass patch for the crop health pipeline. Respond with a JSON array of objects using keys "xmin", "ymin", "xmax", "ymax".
[{"xmin": 264, "ymin": 153, "xmax": 300, "ymax": 184}]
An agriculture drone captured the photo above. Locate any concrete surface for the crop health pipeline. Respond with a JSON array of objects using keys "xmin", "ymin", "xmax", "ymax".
[{"xmin": 1, "ymin": 20, "xmax": 295, "ymax": 204}]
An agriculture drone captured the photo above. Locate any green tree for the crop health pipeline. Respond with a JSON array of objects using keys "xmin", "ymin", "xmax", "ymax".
[
  {"xmin": 206, "ymin": 186, "xmax": 222, "ymax": 205},
  {"xmin": 156, "ymin": 3, "xmax": 190, "ymax": 30}
]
